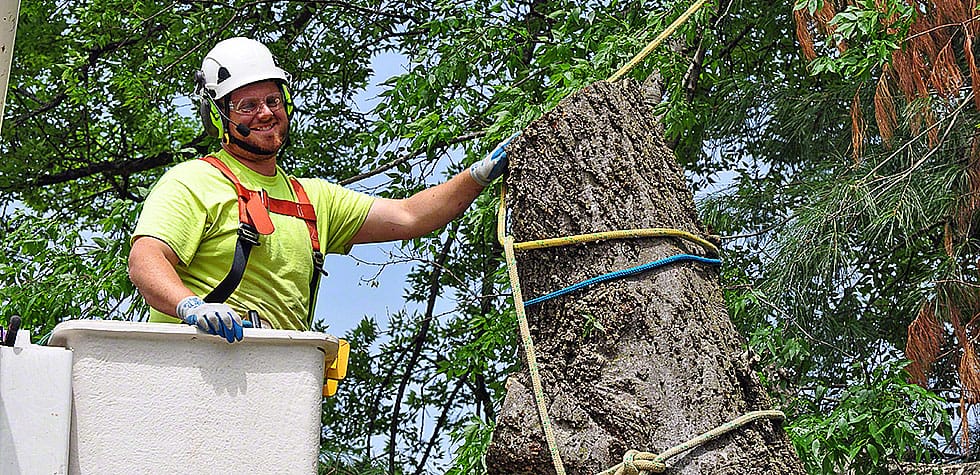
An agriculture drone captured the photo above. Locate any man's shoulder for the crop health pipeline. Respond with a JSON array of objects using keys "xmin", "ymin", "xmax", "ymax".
[
  {"xmin": 144, "ymin": 157, "xmax": 231, "ymax": 205},
  {"xmin": 159, "ymin": 156, "xmax": 226, "ymax": 184},
  {"xmin": 169, "ymin": 156, "xmax": 222, "ymax": 174},
  {"xmin": 293, "ymin": 176, "xmax": 343, "ymax": 197},
  {"xmin": 292, "ymin": 177, "xmax": 374, "ymax": 211}
]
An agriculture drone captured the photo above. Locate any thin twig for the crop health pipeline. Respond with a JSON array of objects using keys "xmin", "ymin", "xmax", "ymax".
[
  {"xmin": 340, "ymin": 131, "xmax": 486, "ymax": 186},
  {"xmin": 903, "ymin": 14, "xmax": 980, "ymax": 44},
  {"xmin": 721, "ymin": 215, "xmax": 793, "ymax": 241}
]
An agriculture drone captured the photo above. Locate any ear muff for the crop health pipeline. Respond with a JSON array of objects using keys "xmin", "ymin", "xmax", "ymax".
[
  {"xmin": 200, "ymin": 97, "xmax": 225, "ymax": 139},
  {"xmin": 277, "ymin": 82, "xmax": 294, "ymax": 151},
  {"xmin": 279, "ymin": 82, "xmax": 294, "ymax": 119},
  {"xmin": 195, "ymin": 70, "xmax": 225, "ymax": 139}
]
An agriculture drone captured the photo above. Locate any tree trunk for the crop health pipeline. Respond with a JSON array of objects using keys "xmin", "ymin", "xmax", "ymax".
[{"xmin": 484, "ymin": 80, "xmax": 804, "ymax": 475}]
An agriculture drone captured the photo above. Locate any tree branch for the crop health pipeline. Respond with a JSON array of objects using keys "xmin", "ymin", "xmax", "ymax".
[
  {"xmin": 339, "ymin": 131, "xmax": 485, "ymax": 186},
  {"xmin": 411, "ymin": 374, "xmax": 466, "ymax": 475},
  {"xmin": 1, "ymin": 135, "xmax": 209, "ymax": 194},
  {"xmin": 387, "ymin": 223, "xmax": 456, "ymax": 475}
]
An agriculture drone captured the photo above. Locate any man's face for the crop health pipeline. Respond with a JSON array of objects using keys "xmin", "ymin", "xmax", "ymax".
[{"xmin": 224, "ymin": 80, "xmax": 289, "ymax": 161}]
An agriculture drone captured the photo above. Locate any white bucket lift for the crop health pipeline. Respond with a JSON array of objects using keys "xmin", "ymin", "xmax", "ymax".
[
  {"xmin": 50, "ymin": 320, "xmax": 341, "ymax": 474},
  {"xmin": 0, "ymin": 329, "xmax": 74, "ymax": 475}
]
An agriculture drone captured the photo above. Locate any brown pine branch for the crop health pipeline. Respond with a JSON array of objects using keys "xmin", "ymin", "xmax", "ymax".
[
  {"xmin": 906, "ymin": 300, "xmax": 943, "ymax": 386},
  {"xmin": 903, "ymin": 14, "xmax": 980, "ymax": 44},
  {"xmin": 874, "ymin": 66, "xmax": 898, "ymax": 148}
]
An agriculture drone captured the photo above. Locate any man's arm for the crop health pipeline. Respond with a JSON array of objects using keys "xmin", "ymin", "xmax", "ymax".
[
  {"xmin": 128, "ymin": 236, "xmax": 194, "ymax": 316},
  {"xmin": 129, "ymin": 236, "xmax": 247, "ymax": 342},
  {"xmin": 350, "ymin": 132, "xmax": 517, "ymax": 244},
  {"xmin": 350, "ymin": 171, "xmax": 484, "ymax": 244}
]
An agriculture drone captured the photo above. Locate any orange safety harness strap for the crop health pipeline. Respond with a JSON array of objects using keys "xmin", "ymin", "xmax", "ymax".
[
  {"xmin": 199, "ymin": 156, "xmax": 325, "ymax": 325},
  {"xmin": 288, "ymin": 175, "xmax": 327, "ymax": 316}
]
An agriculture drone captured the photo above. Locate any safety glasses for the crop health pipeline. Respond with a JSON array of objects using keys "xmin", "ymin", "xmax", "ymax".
[{"xmin": 230, "ymin": 94, "xmax": 284, "ymax": 115}]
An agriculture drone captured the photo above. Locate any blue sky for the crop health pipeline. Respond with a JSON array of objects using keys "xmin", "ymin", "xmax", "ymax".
[{"xmin": 313, "ymin": 51, "xmax": 418, "ymax": 337}]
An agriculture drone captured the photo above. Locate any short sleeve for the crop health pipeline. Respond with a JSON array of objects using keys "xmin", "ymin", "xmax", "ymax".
[
  {"xmin": 132, "ymin": 165, "xmax": 210, "ymax": 265},
  {"xmin": 297, "ymin": 178, "xmax": 374, "ymax": 255}
]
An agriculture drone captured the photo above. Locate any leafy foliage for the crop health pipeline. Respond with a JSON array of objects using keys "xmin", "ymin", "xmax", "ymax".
[
  {"xmin": 0, "ymin": 202, "xmax": 142, "ymax": 338},
  {"xmin": 805, "ymin": 0, "xmax": 914, "ymax": 80},
  {"xmin": 4, "ymin": 0, "xmax": 973, "ymax": 472},
  {"xmin": 787, "ymin": 361, "xmax": 950, "ymax": 474},
  {"xmin": 445, "ymin": 418, "xmax": 495, "ymax": 475}
]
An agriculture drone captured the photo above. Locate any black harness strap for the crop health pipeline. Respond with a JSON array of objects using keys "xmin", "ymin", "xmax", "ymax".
[{"xmin": 204, "ymin": 222, "xmax": 260, "ymax": 304}]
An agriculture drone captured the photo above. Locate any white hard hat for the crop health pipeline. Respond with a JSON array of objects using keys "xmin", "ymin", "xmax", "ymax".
[{"xmin": 200, "ymin": 37, "xmax": 289, "ymax": 100}]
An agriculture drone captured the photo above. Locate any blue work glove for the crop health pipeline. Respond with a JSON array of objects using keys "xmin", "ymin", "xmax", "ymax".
[
  {"xmin": 470, "ymin": 132, "xmax": 520, "ymax": 186},
  {"xmin": 176, "ymin": 296, "xmax": 251, "ymax": 343}
]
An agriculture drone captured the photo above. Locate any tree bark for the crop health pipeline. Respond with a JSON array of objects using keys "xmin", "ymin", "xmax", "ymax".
[{"xmin": 484, "ymin": 80, "xmax": 804, "ymax": 475}]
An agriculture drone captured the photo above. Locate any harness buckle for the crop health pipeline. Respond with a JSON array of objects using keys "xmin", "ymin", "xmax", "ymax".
[
  {"xmin": 313, "ymin": 251, "xmax": 328, "ymax": 278},
  {"xmin": 238, "ymin": 223, "xmax": 261, "ymax": 246}
]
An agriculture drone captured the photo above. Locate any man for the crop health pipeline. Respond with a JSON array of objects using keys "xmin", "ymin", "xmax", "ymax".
[{"xmin": 128, "ymin": 37, "xmax": 511, "ymax": 343}]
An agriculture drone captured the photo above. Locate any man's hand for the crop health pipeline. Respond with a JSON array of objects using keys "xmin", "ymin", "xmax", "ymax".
[
  {"xmin": 176, "ymin": 296, "xmax": 247, "ymax": 343},
  {"xmin": 470, "ymin": 132, "xmax": 520, "ymax": 186}
]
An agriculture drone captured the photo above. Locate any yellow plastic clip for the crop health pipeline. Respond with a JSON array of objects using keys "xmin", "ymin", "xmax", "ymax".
[{"xmin": 323, "ymin": 339, "xmax": 350, "ymax": 397}]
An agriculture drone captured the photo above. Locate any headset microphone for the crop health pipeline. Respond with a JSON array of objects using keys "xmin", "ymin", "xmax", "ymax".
[{"xmin": 231, "ymin": 118, "xmax": 252, "ymax": 137}]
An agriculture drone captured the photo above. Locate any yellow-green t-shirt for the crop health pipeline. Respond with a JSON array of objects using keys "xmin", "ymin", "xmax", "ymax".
[{"xmin": 132, "ymin": 150, "xmax": 374, "ymax": 330}]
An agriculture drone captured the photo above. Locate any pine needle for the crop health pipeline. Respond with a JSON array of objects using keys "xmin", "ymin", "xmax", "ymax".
[
  {"xmin": 890, "ymin": 50, "xmax": 918, "ymax": 102},
  {"xmin": 952, "ymin": 307, "xmax": 980, "ymax": 405},
  {"xmin": 944, "ymin": 222, "xmax": 954, "ymax": 257},
  {"xmin": 851, "ymin": 89, "xmax": 865, "ymax": 164},
  {"xmin": 964, "ymin": 33, "xmax": 980, "ymax": 111},
  {"xmin": 928, "ymin": 42, "xmax": 963, "ymax": 99},
  {"xmin": 960, "ymin": 392, "xmax": 971, "ymax": 453},
  {"xmin": 970, "ymin": 136, "xmax": 980, "ymax": 217}
]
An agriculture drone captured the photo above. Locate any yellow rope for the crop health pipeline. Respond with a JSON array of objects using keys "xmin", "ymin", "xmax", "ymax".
[
  {"xmin": 497, "ymin": 182, "xmax": 566, "ymax": 473},
  {"xmin": 597, "ymin": 410, "xmax": 786, "ymax": 475},
  {"xmin": 514, "ymin": 228, "xmax": 718, "ymax": 255},
  {"xmin": 496, "ymin": 182, "xmax": 509, "ymax": 245},
  {"xmin": 608, "ymin": 0, "xmax": 712, "ymax": 82},
  {"xmin": 497, "ymin": 184, "xmax": 717, "ymax": 255},
  {"xmin": 503, "ymin": 235, "xmax": 567, "ymax": 474}
]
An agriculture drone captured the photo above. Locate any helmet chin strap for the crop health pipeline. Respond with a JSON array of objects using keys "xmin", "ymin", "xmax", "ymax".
[{"xmin": 228, "ymin": 134, "xmax": 280, "ymax": 157}]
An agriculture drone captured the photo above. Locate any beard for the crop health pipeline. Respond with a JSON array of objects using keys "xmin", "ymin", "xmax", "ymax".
[{"xmin": 227, "ymin": 120, "xmax": 288, "ymax": 159}]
